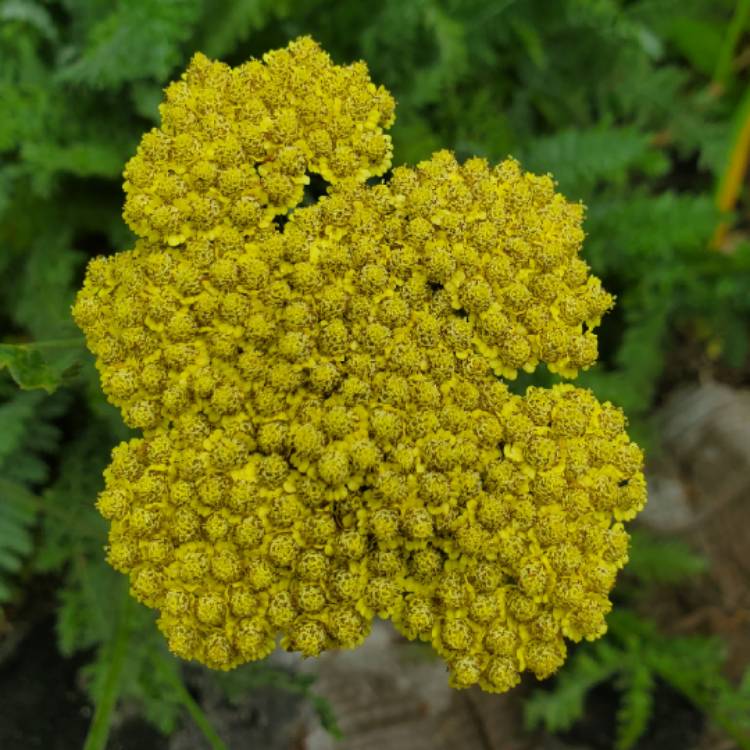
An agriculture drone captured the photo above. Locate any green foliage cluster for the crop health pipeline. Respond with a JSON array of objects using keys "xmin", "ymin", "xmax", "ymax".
[
  {"xmin": 526, "ymin": 531, "xmax": 750, "ymax": 749},
  {"xmin": 1, "ymin": 0, "xmax": 749, "ymax": 747}
]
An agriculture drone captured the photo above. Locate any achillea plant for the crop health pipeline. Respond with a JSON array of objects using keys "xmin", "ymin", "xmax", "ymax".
[{"xmin": 72, "ymin": 37, "xmax": 646, "ymax": 692}]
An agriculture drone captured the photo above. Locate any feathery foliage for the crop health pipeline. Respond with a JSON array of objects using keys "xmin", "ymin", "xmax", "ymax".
[
  {"xmin": 525, "ymin": 540, "xmax": 750, "ymax": 750},
  {"xmin": 1, "ymin": 0, "xmax": 749, "ymax": 745},
  {"xmin": 0, "ymin": 384, "xmax": 64, "ymax": 604}
]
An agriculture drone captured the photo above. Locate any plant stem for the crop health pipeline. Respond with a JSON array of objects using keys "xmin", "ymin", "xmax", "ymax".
[
  {"xmin": 166, "ymin": 670, "xmax": 229, "ymax": 750},
  {"xmin": 713, "ymin": 0, "xmax": 750, "ymax": 88},
  {"xmin": 83, "ymin": 587, "xmax": 131, "ymax": 750},
  {"xmin": 711, "ymin": 84, "xmax": 750, "ymax": 249}
]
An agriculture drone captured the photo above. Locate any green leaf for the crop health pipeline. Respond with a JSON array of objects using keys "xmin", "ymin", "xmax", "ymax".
[
  {"xmin": 626, "ymin": 530, "xmax": 708, "ymax": 585},
  {"xmin": 520, "ymin": 126, "xmax": 665, "ymax": 197},
  {"xmin": 0, "ymin": 389, "xmax": 43, "ymax": 461},
  {"xmin": 586, "ymin": 192, "xmax": 717, "ymax": 275},
  {"xmin": 0, "ymin": 0, "xmax": 58, "ymax": 43},
  {"xmin": 615, "ymin": 661, "xmax": 655, "ymax": 749},
  {"xmin": 57, "ymin": 560, "xmax": 119, "ymax": 656},
  {"xmin": 22, "ymin": 139, "xmax": 129, "ymax": 184},
  {"xmin": 665, "ymin": 16, "xmax": 724, "ymax": 77},
  {"xmin": 362, "ymin": 0, "xmax": 472, "ymax": 109},
  {"xmin": 647, "ymin": 635, "xmax": 750, "ymax": 746},
  {"xmin": 0, "ymin": 342, "xmax": 79, "ymax": 393},
  {"xmin": 0, "ymin": 478, "xmax": 39, "ymax": 604},
  {"xmin": 509, "ymin": 15, "xmax": 547, "ymax": 70},
  {"xmin": 196, "ymin": 0, "xmax": 294, "ymax": 59},
  {"xmin": 391, "ymin": 115, "xmax": 444, "ymax": 166},
  {"xmin": 128, "ymin": 640, "xmax": 184, "ymax": 735},
  {"xmin": 58, "ymin": 0, "xmax": 203, "ymax": 88},
  {"xmin": 34, "ymin": 423, "xmax": 109, "ymax": 576},
  {"xmin": 609, "ymin": 613, "xmax": 750, "ymax": 748},
  {"xmin": 525, "ymin": 641, "xmax": 622, "ymax": 733},
  {"xmin": 577, "ymin": 283, "xmax": 672, "ymax": 418},
  {"xmin": 9, "ymin": 231, "xmax": 83, "ymax": 340},
  {"xmin": 129, "ymin": 80, "xmax": 163, "ymax": 122}
]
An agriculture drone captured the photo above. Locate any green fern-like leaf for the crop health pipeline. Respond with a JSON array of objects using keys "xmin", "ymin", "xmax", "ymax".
[
  {"xmin": 524, "ymin": 641, "xmax": 622, "ymax": 733},
  {"xmin": 58, "ymin": 0, "xmax": 203, "ymax": 88},
  {"xmin": 585, "ymin": 192, "xmax": 718, "ymax": 275},
  {"xmin": 126, "ymin": 633, "xmax": 184, "ymax": 735},
  {"xmin": 0, "ymin": 387, "xmax": 64, "ymax": 604},
  {"xmin": 626, "ymin": 530, "xmax": 708, "ymax": 585},
  {"xmin": 21, "ymin": 138, "xmax": 128, "ymax": 182},
  {"xmin": 34, "ymin": 421, "xmax": 109, "ymax": 576},
  {"xmin": 0, "ymin": 478, "xmax": 37, "ymax": 603},
  {"xmin": 531, "ymin": 609, "xmax": 750, "ymax": 750},
  {"xmin": 0, "ymin": 0, "xmax": 58, "ymax": 43},
  {"xmin": 196, "ymin": 0, "xmax": 295, "ymax": 58},
  {"xmin": 577, "ymin": 283, "xmax": 672, "ymax": 419},
  {"xmin": 648, "ymin": 636, "xmax": 750, "ymax": 748},
  {"xmin": 10, "ymin": 234, "xmax": 83, "ymax": 340},
  {"xmin": 610, "ymin": 613, "xmax": 750, "ymax": 749},
  {"xmin": 0, "ymin": 389, "xmax": 44, "ymax": 460},
  {"xmin": 57, "ymin": 559, "xmax": 120, "ymax": 656},
  {"xmin": 615, "ymin": 660, "xmax": 655, "ymax": 749},
  {"xmin": 362, "ymin": 0, "xmax": 473, "ymax": 109},
  {"xmin": 520, "ymin": 126, "xmax": 667, "ymax": 197}
]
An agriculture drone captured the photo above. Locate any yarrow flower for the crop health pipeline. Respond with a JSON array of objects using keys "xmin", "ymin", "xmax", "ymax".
[{"xmin": 73, "ymin": 37, "xmax": 646, "ymax": 692}]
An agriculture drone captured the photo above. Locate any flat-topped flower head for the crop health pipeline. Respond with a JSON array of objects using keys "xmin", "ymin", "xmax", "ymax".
[{"xmin": 73, "ymin": 37, "xmax": 644, "ymax": 691}]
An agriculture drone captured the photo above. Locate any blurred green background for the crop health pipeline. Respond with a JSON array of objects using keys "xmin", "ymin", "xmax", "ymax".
[{"xmin": 1, "ymin": 1, "xmax": 749, "ymax": 749}]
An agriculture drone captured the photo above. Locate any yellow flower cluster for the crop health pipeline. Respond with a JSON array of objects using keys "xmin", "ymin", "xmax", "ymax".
[
  {"xmin": 73, "ymin": 37, "xmax": 646, "ymax": 692},
  {"xmin": 122, "ymin": 37, "xmax": 394, "ymax": 244}
]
